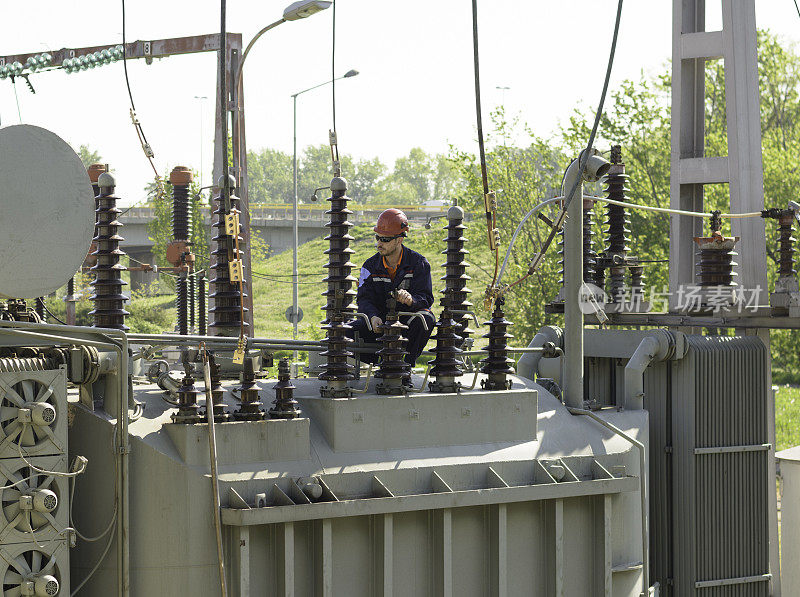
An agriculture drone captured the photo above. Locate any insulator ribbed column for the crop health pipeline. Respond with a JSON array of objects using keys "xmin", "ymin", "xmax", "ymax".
[
  {"xmin": 270, "ymin": 357, "xmax": 300, "ymax": 419},
  {"xmin": 603, "ymin": 145, "xmax": 631, "ymax": 302},
  {"xmin": 583, "ymin": 200, "xmax": 598, "ymax": 284},
  {"xmin": 210, "ymin": 175, "xmax": 249, "ymax": 335},
  {"xmin": 440, "ymin": 205, "xmax": 473, "ymax": 344},
  {"xmin": 206, "ymin": 353, "xmax": 227, "ymax": 420},
  {"xmin": 188, "ymin": 273, "xmax": 196, "ymax": 334},
  {"xmin": 171, "ymin": 166, "xmax": 193, "ymax": 335},
  {"xmin": 171, "ymin": 370, "xmax": 201, "ymax": 424},
  {"xmin": 629, "ymin": 263, "xmax": 646, "ymax": 303},
  {"xmin": 778, "ymin": 212, "xmax": 797, "ymax": 279},
  {"xmin": 34, "ymin": 298, "xmax": 45, "ymax": 322},
  {"xmin": 198, "ymin": 273, "xmax": 207, "ymax": 336},
  {"xmin": 319, "ymin": 177, "xmax": 357, "ymax": 397},
  {"xmin": 234, "ymin": 357, "xmax": 263, "ymax": 420},
  {"xmin": 695, "ymin": 239, "xmax": 738, "ymax": 287},
  {"xmin": 89, "ymin": 173, "xmax": 129, "ymax": 330},
  {"xmin": 375, "ymin": 296, "xmax": 411, "ymax": 395},
  {"xmin": 428, "ymin": 307, "xmax": 464, "ymax": 393},
  {"xmin": 479, "ymin": 296, "xmax": 514, "ymax": 390}
]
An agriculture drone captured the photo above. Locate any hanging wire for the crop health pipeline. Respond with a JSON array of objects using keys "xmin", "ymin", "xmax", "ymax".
[
  {"xmin": 503, "ymin": 0, "xmax": 624, "ymax": 295},
  {"xmin": 12, "ymin": 78, "xmax": 22, "ymax": 122}
]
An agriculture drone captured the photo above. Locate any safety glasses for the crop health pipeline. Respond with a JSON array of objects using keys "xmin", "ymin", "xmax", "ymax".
[{"xmin": 375, "ymin": 234, "xmax": 401, "ymax": 243}]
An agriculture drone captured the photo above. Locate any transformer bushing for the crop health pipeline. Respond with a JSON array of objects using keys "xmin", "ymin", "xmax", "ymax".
[
  {"xmin": 479, "ymin": 296, "xmax": 514, "ymax": 390},
  {"xmin": 629, "ymin": 263, "xmax": 646, "ymax": 304},
  {"xmin": 762, "ymin": 208, "xmax": 800, "ymax": 315},
  {"xmin": 602, "ymin": 145, "xmax": 631, "ymax": 302},
  {"xmin": 234, "ymin": 357, "xmax": 263, "ymax": 420},
  {"xmin": 89, "ymin": 173, "xmax": 130, "ymax": 330},
  {"xmin": 693, "ymin": 212, "xmax": 739, "ymax": 308},
  {"xmin": 550, "ymin": 198, "xmax": 597, "ymax": 312},
  {"xmin": 205, "ymin": 353, "xmax": 228, "ymax": 420},
  {"xmin": 375, "ymin": 296, "xmax": 411, "ymax": 395},
  {"xmin": 171, "ymin": 369, "xmax": 202, "ymax": 424},
  {"xmin": 318, "ymin": 177, "xmax": 357, "ymax": 397},
  {"xmin": 440, "ymin": 206, "xmax": 473, "ymax": 344},
  {"xmin": 210, "ymin": 175, "xmax": 249, "ymax": 335},
  {"xmin": 188, "ymin": 274, "xmax": 196, "ymax": 334},
  {"xmin": 428, "ymin": 307, "xmax": 464, "ymax": 393},
  {"xmin": 270, "ymin": 357, "xmax": 300, "ymax": 419},
  {"xmin": 171, "ymin": 167, "xmax": 193, "ymax": 335}
]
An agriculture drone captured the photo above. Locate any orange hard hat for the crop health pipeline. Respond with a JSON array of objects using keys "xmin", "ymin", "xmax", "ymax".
[{"xmin": 374, "ymin": 208, "xmax": 409, "ymax": 236}]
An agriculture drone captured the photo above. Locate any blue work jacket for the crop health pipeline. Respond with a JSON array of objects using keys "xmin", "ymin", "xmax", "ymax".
[{"xmin": 356, "ymin": 246, "xmax": 434, "ymax": 320}]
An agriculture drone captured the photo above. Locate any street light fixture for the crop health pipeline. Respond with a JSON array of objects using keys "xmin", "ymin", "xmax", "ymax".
[
  {"xmin": 289, "ymin": 69, "xmax": 360, "ymax": 359},
  {"xmin": 236, "ymin": 0, "xmax": 331, "ymax": 91}
]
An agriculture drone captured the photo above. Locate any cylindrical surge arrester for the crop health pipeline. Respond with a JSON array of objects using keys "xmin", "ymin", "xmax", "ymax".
[
  {"xmin": 170, "ymin": 166, "xmax": 193, "ymax": 335},
  {"xmin": 375, "ymin": 295, "xmax": 411, "ymax": 395},
  {"xmin": 209, "ymin": 175, "xmax": 249, "ymax": 335},
  {"xmin": 440, "ymin": 206, "xmax": 473, "ymax": 344},
  {"xmin": 198, "ymin": 272, "xmax": 207, "ymax": 336},
  {"xmin": 318, "ymin": 177, "xmax": 357, "ymax": 397},
  {"xmin": 89, "ymin": 173, "xmax": 130, "ymax": 331},
  {"xmin": 428, "ymin": 307, "xmax": 464, "ymax": 393},
  {"xmin": 777, "ymin": 211, "xmax": 797, "ymax": 279},
  {"xmin": 556, "ymin": 199, "xmax": 597, "ymax": 299},
  {"xmin": 270, "ymin": 357, "xmax": 300, "ymax": 419},
  {"xmin": 479, "ymin": 296, "xmax": 514, "ymax": 391},
  {"xmin": 603, "ymin": 145, "xmax": 631, "ymax": 302}
]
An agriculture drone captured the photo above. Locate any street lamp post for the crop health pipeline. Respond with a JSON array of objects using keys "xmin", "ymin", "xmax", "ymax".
[{"xmin": 291, "ymin": 69, "xmax": 359, "ymax": 368}]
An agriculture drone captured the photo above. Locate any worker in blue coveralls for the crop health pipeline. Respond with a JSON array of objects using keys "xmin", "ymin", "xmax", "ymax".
[{"xmin": 351, "ymin": 208, "xmax": 436, "ymax": 369}]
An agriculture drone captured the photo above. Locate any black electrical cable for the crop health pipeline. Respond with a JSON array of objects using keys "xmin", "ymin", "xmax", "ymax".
[
  {"xmin": 794, "ymin": 0, "xmax": 800, "ymax": 19},
  {"xmin": 121, "ymin": 0, "xmax": 152, "ymax": 149},
  {"xmin": 471, "ymin": 0, "xmax": 488, "ymax": 198},
  {"xmin": 505, "ymin": 0, "xmax": 624, "ymax": 293},
  {"xmin": 41, "ymin": 302, "xmax": 67, "ymax": 326}
]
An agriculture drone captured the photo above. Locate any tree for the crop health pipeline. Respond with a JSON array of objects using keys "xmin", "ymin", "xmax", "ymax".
[
  {"xmin": 247, "ymin": 148, "xmax": 293, "ymax": 204},
  {"xmin": 77, "ymin": 144, "xmax": 102, "ymax": 168}
]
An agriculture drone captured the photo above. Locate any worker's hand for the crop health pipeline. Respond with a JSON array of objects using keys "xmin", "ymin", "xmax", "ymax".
[
  {"xmin": 370, "ymin": 316, "xmax": 383, "ymax": 332},
  {"xmin": 396, "ymin": 289, "xmax": 413, "ymax": 306}
]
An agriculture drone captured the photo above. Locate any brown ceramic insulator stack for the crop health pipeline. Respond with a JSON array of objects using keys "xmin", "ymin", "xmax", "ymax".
[
  {"xmin": 89, "ymin": 173, "xmax": 129, "ymax": 330},
  {"xmin": 87, "ymin": 163, "xmax": 106, "ymax": 197},
  {"xmin": 375, "ymin": 296, "xmax": 411, "ymax": 395},
  {"xmin": 198, "ymin": 273, "xmax": 207, "ymax": 336},
  {"xmin": 777, "ymin": 212, "xmax": 796, "ymax": 279},
  {"xmin": 428, "ymin": 307, "xmax": 464, "ymax": 393},
  {"xmin": 440, "ymin": 206, "xmax": 473, "ymax": 344},
  {"xmin": 696, "ymin": 244, "xmax": 738, "ymax": 287},
  {"xmin": 318, "ymin": 177, "xmax": 357, "ymax": 395},
  {"xmin": 603, "ymin": 145, "xmax": 631, "ymax": 301},
  {"xmin": 210, "ymin": 175, "xmax": 249, "ymax": 335},
  {"xmin": 171, "ymin": 167, "xmax": 193, "ymax": 336},
  {"xmin": 234, "ymin": 357, "xmax": 263, "ymax": 420},
  {"xmin": 270, "ymin": 357, "xmax": 300, "ymax": 419},
  {"xmin": 479, "ymin": 296, "xmax": 514, "ymax": 391}
]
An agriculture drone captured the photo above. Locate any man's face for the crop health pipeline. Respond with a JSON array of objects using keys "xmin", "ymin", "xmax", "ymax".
[{"xmin": 375, "ymin": 234, "xmax": 403, "ymax": 256}]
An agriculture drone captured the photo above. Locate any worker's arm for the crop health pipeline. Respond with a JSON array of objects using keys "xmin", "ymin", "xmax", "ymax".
[
  {"xmin": 356, "ymin": 266, "xmax": 381, "ymax": 319},
  {"xmin": 408, "ymin": 258, "xmax": 434, "ymax": 311}
]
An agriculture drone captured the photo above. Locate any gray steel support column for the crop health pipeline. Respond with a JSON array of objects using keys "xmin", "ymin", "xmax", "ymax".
[{"xmin": 563, "ymin": 165, "xmax": 584, "ymax": 409}]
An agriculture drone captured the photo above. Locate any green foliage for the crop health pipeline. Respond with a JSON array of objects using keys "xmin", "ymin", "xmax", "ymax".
[
  {"xmin": 77, "ymin": 144, "xmax": 102, "ymax": 168},
  {"xmin": 145, "ymin": 171, "xmax": 211, "ymax": 282},
  {"xmin": 776, "ymin": 385, "xmax": 800, "ymax": 451}
]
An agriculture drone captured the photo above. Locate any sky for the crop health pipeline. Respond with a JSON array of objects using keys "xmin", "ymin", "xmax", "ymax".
[{"xmin": 0, "ymin": 1, "xmax": 799, "ymax": 205}]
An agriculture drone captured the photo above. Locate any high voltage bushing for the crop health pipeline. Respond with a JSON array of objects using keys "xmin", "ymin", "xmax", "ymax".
[
  {"xmin": 89, "ymin": 173, "xmax": 129, "ymax": 330},
  {"xmin": 234, "ymin": 357, "xmax": 264, "ymax": 421},
  {"xmin": 428, "ymin": 307, "xmax": 464, "ymax": 393},
  {"xmin": 210, "ymin": 175, "xmax": 249, "ymax": 335},
  {"xmin": 270, "ymin": 357, "xmax": 300, "ymax": 419},
  {"xmin": 205, "ymin": 352, "xmax": 228, "ymax": 420},
  {"xmin": 775, "ymin": 210, "xmax": 797, "ymax": 279},
  {"xmin": 479, "ymin": 296, "xmax": 514, "ymax": 391},
  {"xmin": 694, "ymin": 211, "xmax": 738, "ymax": 287},
  {"xmin": 440, "ymin": 205, "xmax": 474, "ymax": 345},
  {"xmin": 629, "ymin": 262, "xmax": 646, "ymax": 302},
  {"xmin": 170, "ymin": 167, "xmax": 194, "ymax": 336},
  {"xmin": 583, "ymin": 199, "xmax": 598, "ymax": 285},
  {"xmin": 375, "ymin": 295, "xmax": 411, "ymax": 395},
  {"xmin": 171, "ymin": 365, "xmax": 202, "ymax": 424},
  {"xmin": 318, "ymin": 177, "xmax": 357, "ymax": 398},
  {"xmin": 198, "ymin": 273, "xmax": 207, "ymax": 336},
  {"xmin": 34, "ymin": 298, "xmax": 45, "ymax": 322},
  {"xmin": 188, "ymin": 273, "xmax": 196, "ymax": 334},
  {"xmin": 602, "ymin": 145, "xmax": 631, "ymax": 302}
]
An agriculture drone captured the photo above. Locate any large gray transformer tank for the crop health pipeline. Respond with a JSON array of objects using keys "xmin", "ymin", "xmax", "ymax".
[{"xmin": 69, "ymin": 372, "xmax": 648, "ymax": 596}]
